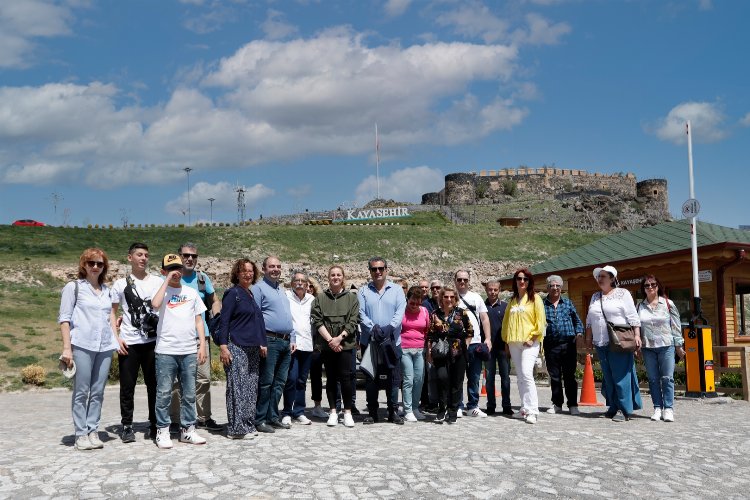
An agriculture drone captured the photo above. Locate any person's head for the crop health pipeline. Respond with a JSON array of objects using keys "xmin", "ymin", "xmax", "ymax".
[
  {"xmin": 400, "ymin": 279, "xmax": 409, "ymax": 295},
  {"xmin": 454, "ymin": 269, "xmax": 470, "ymax": 294},
  {"xmin": 178, "ymin": 242, "xmax": 199, "ymax": 273},
  {"xmin": 429, "ymin": 279, "xmax": 442, "ymax": 298},
  {"xmin": 78, "ymin": 248, "xmax": 109, "ymax": 285},
  {"xmin": 367, "ymin": 256, "xmax": 388, "ymax": 287},
  {"xmin": 161, "ymin": 254, "xmax": 184, "ymax": 286},
  {"xmin": 439, "ymin": 285, "xmax": 458, "ymax": 312},
  {"xmin": 328, "ymin": 265, "xmax": 345, "ymax": 291},
  {"xmin": 419, "ymin": 280, "xmax": 430, "ymax": 296},
  {"xmin": 546, "ymin": 275, "xmax": 563, "ymax": 300},
  {"xmin": 126, "ymin": 242, "xmax": 149, "ymax": 272},
  {"xmin": 230, "ymin": 259, "xmax": 259, "ymax": 286},
  {"xmin": 262, "ymin": 255, "xmax": 282, "ymax": 283},
  {"xmin": 406, "ymin": 286, "xmax": 424, "ymax": 312},
  {"xmin": 291, "ymin": 271, "xmax": 309, "ymax": 296},
  {"xmin": 511, "ymin": 268, "xmax": 535, "ymax": 302},
  {"xmin": 640, "ymin": 274, "xmax": 665, "ymax": 298},
  {"xmin": 485, "ymin": 279, "xmax": 501, "ymax": 303},
  {"xmin": 594, "ymin": 265, "xmax": 618, "ymax": 292},
  {"xmin": 308, "ymin": 278, "xmax": 320, "ymax": 296}
]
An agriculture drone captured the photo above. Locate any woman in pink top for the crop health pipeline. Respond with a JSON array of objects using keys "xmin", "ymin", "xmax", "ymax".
[{"xmin": 401, "ymin": 286, "xmax": 430, "ymax": 422}]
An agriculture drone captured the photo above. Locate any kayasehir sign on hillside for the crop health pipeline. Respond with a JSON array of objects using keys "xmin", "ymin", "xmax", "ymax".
[{"xmin": 345, "ymin": 207, "xmax": 410, "ymax": 221}]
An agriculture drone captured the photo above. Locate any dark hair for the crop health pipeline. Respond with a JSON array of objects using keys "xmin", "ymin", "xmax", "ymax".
[
  {"xmin": 230, "ymin": 259, "xmax": 259, "ymax": 286},
  {"xmin": 78, "ymin": 248, "xmax": 109, "ymax": 285},
  {"xmin": 128, "ymin": 242, "xmax": 149, "ymax": 254},
  {"xmin": 439, "ymin": 285, "xmax": 457, "ymax": 301},
  {"xmin": 178, "ymin": 242, "xmax": 197, "ymax": 254},
  {"xmin": 511, "ymin": 268, "xmax": 536, "ymax": 302},
  {"xmin": 368, "ymin": 256, "xmax": 387, "ymax": 269},
  {"xmin": 406, "ymin": 286, "xmax": 424, "ymax": 301},
  {"xmin": 639, "ymin": 274, "xmax": 665, "ymax": 297}
]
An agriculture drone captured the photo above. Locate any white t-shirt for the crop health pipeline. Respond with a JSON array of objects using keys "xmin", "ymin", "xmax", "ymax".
[
  {"xmin": 155, "ymin": 285, "xmax": 207, "ymax": 355},
  {"xmin": 286, "ymin": 290, "xmax": 314, "ymax": 352},
  {"xmin": 111, "ymin": 274, "xmax": 164, "ymax": 345},
  {"xmin": 457, "ymin": 290, "xmax": 488, "ymax": 344}
]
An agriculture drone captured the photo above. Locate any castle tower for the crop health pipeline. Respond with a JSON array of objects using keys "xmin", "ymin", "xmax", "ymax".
[
  {"xmin": 636, "ymin": 179, "xmax": 669, "ymax": 214},
  {"xmin": 444, "ymin": 173, "xmax": 476, "ymax": 205}
]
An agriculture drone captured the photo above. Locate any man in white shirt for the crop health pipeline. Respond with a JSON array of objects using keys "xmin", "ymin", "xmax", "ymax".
[
  {"xmin": 454, "ymin": 270, "xmax": 492, "ymax": 418},
  {"xmin": 281, "ymin": 271, "xmax": 315, "ymax": 426},
  {"xmin": 111, "ymin": 242, "xmax": 163, "ymax": 442}
]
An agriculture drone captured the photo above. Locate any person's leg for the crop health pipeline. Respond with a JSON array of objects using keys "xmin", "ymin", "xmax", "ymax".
[
  {"xmin": 310, "ymin": 350, "xmax": 323, "ymax": 404},
  {"xmin": 71, "ymin": 347, "xmax": 95, "ymax": 436},
  {"xmin": 448, "ymin": 355, "xmax": 467, "ymax": 418},
  {"xmin": 245, "ymin": 347, "xmax": 260, "ymax": 432},
  {"xmin": 659, "ymin": 346, "xmax": 675, "ymax": 409},
  {"xmin": 435, "ymin": 362, "xmax": 449, "ymax": 410},
  {"xmin": 85, "ymin": 350, "xmax": 113, "ymax": 434},
  {"xmin": 485, "ymin": 351, "xmax": 498, "ymax": 413},
  {"xmin": 155, "ymin": 353, "xmax": 178, "ymax": 429},
  {"xmin": 544, "ymin": 337, "xmax": 565, "ymax": 408},
  {"xmin": 256, "ymin": 337, "xmax": 279, "ymax": 425},
  {"xmin": 225, "ymin": 343, "xmax": 246, "ymax": 435},
  {"xmin": 400, "ymin": 350, "xmax": 416, "ymax": 414},
  {"xmin": 322, "ymin": 351, "xmax": 340, "ymax": 409},
  {"xmin": 608, "ymin": 351, "xmax": 637, "ymax": 415},
  {"xmin": 642, "ymin": 348, "xmax": 663, "ymax": 409},
  {"xmin": 282, "ymin": 351, "xmax": 300, "ymax": 418},
  {"xmin": 269, "ymin": 339, "xmax": 292, "ymax": 423},
  {"xmin": 498, "ymin": 347, "xmax": 512, "ymax": 411},
  {"xmin": 429, "ymin": 362, "xmax": 439, "ymax": 407},
  {"xmin": 519, "ymin": 342, "xmax": 540, "ymax": 415},
  {"xmin": 138, "ymin": 342, "xmax": 158, "ymax": 431},
  {"xmin": 595, "ymin": 346, "xmax": 617, "ymax": 415},
  {"xmin": 465, "ymin": 344, "xmax": 482, "ymax": 411},
  {"xmin": 195, "ymin": 341, "xmax": 212, "ymax": 423},
  {"xmin": 365, "ymin": 375, "xmax": 380, "ymax": 419},
  {"xmin": 508, "ymin": 343, "xmax": 525, "ymax": 413},
  {"xmin": 411, "ymin": 349, "xmax": 425, "ymax": 414},
  {"xmin": 178, "ymin": 354, "xmax": 198, "ymax": 428},
  {"xmin": 562, "ymin": 338, "xmax": 579, "ymax": 409},
  {"xmin": 349, "ymin": 347, "xmax": 357, "ymax": 409},
  {"xmin": 339, "ymin": 350, "xmax": 354, "ymax": 411},
  {"xmin": 293, "ymin": 350, "xmax": 313, "ymax": 418},
  {"xmin": 420, "ymin": 347, "xmax": 430, "ymax": 407},
  {"xmin": 118, "ymin": 349, "xmax": 139, "ymax": 427}
]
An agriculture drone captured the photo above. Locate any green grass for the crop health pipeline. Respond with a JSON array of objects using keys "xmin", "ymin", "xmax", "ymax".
[
  {"xmin": 7, "ymin": 355, "xmax": 39, "ymax": 368},
  {"xmin": 0, "ymin": 344, "xmax": 9, "ymax": 352}
]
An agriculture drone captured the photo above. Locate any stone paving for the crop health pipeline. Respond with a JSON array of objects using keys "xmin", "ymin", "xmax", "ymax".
[{"xmin": 1, "ymin": 380, "xmax": 750, "ymax": 499}]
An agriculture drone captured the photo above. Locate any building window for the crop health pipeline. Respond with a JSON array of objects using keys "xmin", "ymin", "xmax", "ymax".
[
  {"xmin": 667, "ymin": 288, "xmax": 691, "ymax": 325},
  {"xmin": 736, "ymin": 284, "xmax": 750, "ymax": 336}
]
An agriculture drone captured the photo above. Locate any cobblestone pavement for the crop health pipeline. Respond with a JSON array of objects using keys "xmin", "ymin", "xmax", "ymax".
[{"xmin": 2, "ymin": 380, "xmax": 750, "ymax": 499}]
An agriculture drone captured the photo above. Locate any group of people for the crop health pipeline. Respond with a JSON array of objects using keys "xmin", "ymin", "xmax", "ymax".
[{"xmin": 59, "ymin": 242, "xmax": 685, "ymax": 451}]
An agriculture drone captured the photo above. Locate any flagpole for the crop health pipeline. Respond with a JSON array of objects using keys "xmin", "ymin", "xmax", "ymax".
[
  {"xmin": 687, "ymin": 121, "xmax": 700, "ymax": 301},
  {"xmin": 375, "ymin": 123, "xmax": 380, "ymax": 200}
]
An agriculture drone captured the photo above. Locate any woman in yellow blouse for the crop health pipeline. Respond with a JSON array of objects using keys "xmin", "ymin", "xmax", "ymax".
[{"xmin": 502, "ymin": 268, "xmax": 546, "ymax": 424}]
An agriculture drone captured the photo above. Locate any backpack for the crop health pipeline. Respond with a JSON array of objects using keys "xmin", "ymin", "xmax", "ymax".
[
  {"xmin": 209, "ymin": 289, "xmax": 239, "ymax": 346},
  {"xmin": 197, "ymin": 271, "xmax": 215, "ymax": 313}
]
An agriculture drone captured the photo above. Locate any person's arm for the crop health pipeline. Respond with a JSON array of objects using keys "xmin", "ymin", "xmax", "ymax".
[
  {"xmin": 151, "ymin": 274, "xmax": 176, "ymax": 310},
  {"xmin": 219, "ymin": 289, "xmax": 236, "ymax": 366},
  {"xmin": 570, "ymin": 300, "xmax": 585, "ymax": 336},
  {"xmin": 390, "ymin": 289, "xmax": 407, "ymax": 329},
  {"xmin": 110, "ymin": 302, "xmax": 128, "ymax": 355},
  {"xmin": 530, "ymin": 295, "xmax": 547, "ymax": 343},
  {"xmin": 195, "ymin": 315, "xmax": 207, "ymax": 364},
  {"xmin": 58, "ymin": 282, "xmax": 76, "ymax": 367},
  {"xmin": 668, "ymin": 300, "xmax": 686, "ymax": 359},
  {"xmin": 358, "ymin": 289, "xmax": 374, "ymax": 331},
  {"xmin": 479, "ymin": 311, "xmax": 492, "ymax": 350},
  {"xmin": 621, "ymin": 292, "xmax": 642, "ymax": 349}
]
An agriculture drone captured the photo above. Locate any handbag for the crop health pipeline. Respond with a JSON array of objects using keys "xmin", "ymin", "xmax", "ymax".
[
  {"xmin": 431, "ymin": 337, "xmax": 450, "ymax": 361},
  {"xmin": 600, "ymin": 296, "xmax": 637, "ymax": 353}
]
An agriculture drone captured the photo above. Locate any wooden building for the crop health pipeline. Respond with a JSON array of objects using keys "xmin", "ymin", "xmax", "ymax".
[{"xmin": 501, "ymin": 220, "xmax": 750, "ymax": 366}]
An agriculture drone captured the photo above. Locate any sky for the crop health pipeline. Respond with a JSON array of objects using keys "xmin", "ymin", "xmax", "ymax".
[{"xmin": 0, "ymin": 0, "xmax": 748, "ymax": 228}]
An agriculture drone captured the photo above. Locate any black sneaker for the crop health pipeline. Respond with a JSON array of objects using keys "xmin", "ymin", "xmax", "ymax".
[
  {"xmin": 485, "ymin": 408, "xmax": 496, "ymax": 416},
  {"xmin": 502, "ymin": 408, "xmax": 514, "ymax": 416},
  {"xmin": 388, "ymin": 413, "xmax": 404, "ymax": 425},
  {"xmin": 435, "ymin": 409, "xmax": 446, "ymax": 424},
  {"xmin": 148, "ymin": 425, "xmax": 157, "ymax": 440},
  {"xmin": 121, "ymin": 426, "xmax": 136, "ymax": 443},
  {"xmin": 196, "ymin": 418, "xmax": 223, "ymax": 431},
  {"xmin": 363, "ymin": 416, "xmax": 375, "ymax": 425},
  {"xmin": 350, "ymin": 406, "xmax": 362, "ymax": 416}
]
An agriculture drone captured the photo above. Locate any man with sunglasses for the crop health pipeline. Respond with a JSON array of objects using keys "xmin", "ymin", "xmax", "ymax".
[
  {"xmin": 358, "ymin": 257, "xmax": 406, "ymax": 424},
  {"xmin": 169, "ymin": 243, "xmax": 223, "ymax": 432},
  {"xmin": 543, "ymin": 275, "xmax": 584, "ymax": 415}
]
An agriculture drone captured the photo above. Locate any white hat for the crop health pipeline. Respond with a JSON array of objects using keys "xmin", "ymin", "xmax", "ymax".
[
  {"xmin": 593, "ymin": 265, "xmax": 618, "ymax": 280},
  {"xmin": 58, "ymin": 356, "xmax": 76, "ymax": 379}
]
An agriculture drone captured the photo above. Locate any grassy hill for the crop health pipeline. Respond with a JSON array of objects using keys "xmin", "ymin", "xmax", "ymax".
[{"xmin": 0, "ymin": 212, "xmax": 605, "ymax": 390}]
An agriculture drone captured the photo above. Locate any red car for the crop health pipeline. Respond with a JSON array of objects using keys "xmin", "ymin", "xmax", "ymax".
[{"xmin": 12, "ymin": 219, "xmax": 46, "ymax": 227}]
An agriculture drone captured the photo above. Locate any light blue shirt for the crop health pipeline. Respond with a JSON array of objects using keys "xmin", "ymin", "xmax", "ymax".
[
  {"xmin": 181, "ymin": 270, "xmax": 215, "ymax": 339},
  {"xmin": 252, "ymin": 277, "xmax": 295, "ymax": 342},
  {"xmin": 358, "ymin": 280, "xmax": 406, "ymax": 346},
  {"xmin": 58, "ymin": 279, "xmax": 118, "ymax": 352}
]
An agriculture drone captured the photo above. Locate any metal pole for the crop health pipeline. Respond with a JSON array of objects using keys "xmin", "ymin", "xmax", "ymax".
[
  {"xmin": 375, "ymin": 123, "xmax": 380, "ymax": 200},
  {"xmin": 208, "ymin": 197, "xmax": 215, "ymax": 224},
  {"xmin": 183, "ymin": 167, "xmax": 193, "ymax": 226},
  {"xmin": 687, "ymin": 121, "xmax": 700, "ymax": 300}
]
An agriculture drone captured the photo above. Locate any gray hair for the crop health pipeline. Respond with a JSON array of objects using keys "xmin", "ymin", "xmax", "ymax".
[
  {"xmin": 547, "ymin": 275, "xmax": 563, "ymax": 287},
  {"xmin": 430, "ymin": 279, "xmax": 442, "ymax": 288},
  {"xmin": 178, "ymin": 242, "xmax": 198, "ymax": 253},
  {"xmin": 485, "ymin": 279, "xmax": 501, "ymax": 287},
  {"xmin": 290, "ymin": 270, "xmax": 308, "ymax": 283},
  {"xmin": 367, "ymin": 256, "xmax": 388, "ymax": 269}
]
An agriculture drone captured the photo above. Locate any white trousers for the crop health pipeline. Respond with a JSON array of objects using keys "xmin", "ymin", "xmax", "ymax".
[{"xmin": 508, "ymin": 341, "xmax": 540, "ymax": 415}]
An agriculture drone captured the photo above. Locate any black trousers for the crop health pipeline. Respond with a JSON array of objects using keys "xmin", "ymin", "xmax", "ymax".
[
  {"xmin": 322, "ymin": 349, "xmax": 353, "ymax": 410},
  {"xmin": 118, "ymin": 341, "xmax": 157, "ymax": 426},
  {"xmin": 543, "ymin": 336, "xmax": 579, "ymax": 408},
  {"xmin": 310, "ymin": 350, "xmax": 323, "ymax": 402},
  {"xmin": 434, "ymin": 354, "xmax": 467, "ymax": 413}
]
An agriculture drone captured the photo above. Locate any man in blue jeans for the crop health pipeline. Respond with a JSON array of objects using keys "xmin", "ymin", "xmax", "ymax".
[
  {"xmin": 252, "ymin": 256, "xmax": 295, "ymax": 434},
  {"xmin": 484, "ymin": 280, "xmax": 512, "ymax": 415}
]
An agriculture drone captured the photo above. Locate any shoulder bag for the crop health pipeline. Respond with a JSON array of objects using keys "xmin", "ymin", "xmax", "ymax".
[{"xmin": 600, "ymin": 295, "xmax": 637, "ymax": 353}]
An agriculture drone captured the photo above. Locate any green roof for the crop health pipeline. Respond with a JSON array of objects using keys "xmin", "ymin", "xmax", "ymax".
[{"xmin": 531, "ymin": 219, "xmax": 750, "ymax": 275}]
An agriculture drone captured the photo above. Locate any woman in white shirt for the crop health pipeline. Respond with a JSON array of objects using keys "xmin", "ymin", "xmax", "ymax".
[
  {"xmin": 637, "ymin": 275, "xmax": 685, "ymax": 422},
  {"xmin": 58, "ymin": 248, "xmax": 119, "ymax": 450},
  {"xmin": 585, "ymin": 265, "xmax": 642, "ymax": 422}
]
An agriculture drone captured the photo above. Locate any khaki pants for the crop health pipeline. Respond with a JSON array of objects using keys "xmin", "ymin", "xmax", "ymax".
[{"xmin": 170, "ymin": 339, "xmax": 211, "ymax": 423}]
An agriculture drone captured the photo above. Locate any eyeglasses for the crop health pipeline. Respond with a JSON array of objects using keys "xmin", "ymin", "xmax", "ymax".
[
  {"xmin": 516, "ymin": 277, "xmax": 529, "ymax": 282},
  {"xmin": 456, "ymin": 278, "xmax": 469, "ymax": 283},
  {"xmin": 431, "ymin": 286, "xmax": 441, "ymax": 290},
  {"xmin": 86, "ymin": 261, "xmax": 105, "ymax": 268},
  {"xmin": 369, "ymin": 266, "xmax": 386, "ymax": 272},
  {"xmin": 644, "ymin": 283, "xmax": 658, "ymax": 289},
  {"xmin": 548, "ymin": 284, "xmax": 561, "ymax": 289},
  {"xmin": 181, "ymin": 253, "xmax": 198, "ymax": 259}
]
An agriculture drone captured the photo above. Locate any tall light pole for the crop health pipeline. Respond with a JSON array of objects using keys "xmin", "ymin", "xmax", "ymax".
[
  {"xmin": 208, "ymin": 197, "xmax": 215, "ymax": 224},
  {"xmin": 183, "ymin": 167, "xmax": 193, "ymax": 226}
]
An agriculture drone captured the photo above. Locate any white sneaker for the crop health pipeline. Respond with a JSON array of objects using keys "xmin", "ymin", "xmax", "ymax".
[
  {"xmin": 88, "ymin": 431, "xmax": 104, "ymax": 449},
  {"xmin": 156, "ymin": 427, "xmax": 173, "ymax": 449},
  {"xmin": 343, "ymin": 412, "xmax": 355, "ymax": 428},
  {"xmin": 281, "ymin": 415, "xmax": 292, "ymax": 426},
  {"xmin": 327, "ymin": 412, "xmax": 338, "ymax": 427},
  {"xmin": 651, "ymin": 408, "xmax": 663, "ymax": 421},
  {"xmin": 179, "ymin": 425, "xmax": 206, "ymax": 445},
  {"xmin": 525, "ymin": 414, "xmax": 537, "ymax": 424},
  {"xmin": 569, "ymin": 406, "xmax": 580, "ymax": 416},
  {"xmin": 469, "ymin": 408, "xmax": 487, "ymax": 418},
  {"xmin": 311, "ymin": 406, "xmax": 328, "ymax": 419},
  {"xmin": 546, "ymin": 405, "xmax": 562, "ymax": 414},
  {"xmin": 75, "ymin": 435, "xmax": 94, "ymax": 451},
  {"xmin": 663, "ymin": 408, "xmax": 674, "ymax": 422},
  {"xmin": 513, "ymin": 409, "xmax": 527, "ymax": 419},
  {"xmin": 413, "ymin": 409, "xmax": 426, "ymax": 420},
  {"xmin": 404, "ymin": 412, "xmax": 418, "ymax": 422},
  {"xmin": 456, "ymin": 408, "xmax": 463, "ymax": 418},
  {"xmin": 295, "ymin": 415, "xmax": 312, "ymax": 425}
]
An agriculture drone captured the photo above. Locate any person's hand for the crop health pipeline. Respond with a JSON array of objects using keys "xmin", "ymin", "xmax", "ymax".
[
  {"xmin": 260, "ymin": 346, "xmax": 268, "ymax": 358},
  {"xmin": 504, "ymin": 343, "xmax": 510, "ymax": 355},
  {"xmin": 635, "ymin": 335, "xmax": 642, "ymax": 350},
  {"xmin": 676, "ymin": 346, "xmax": 686, "ymax": 360},
  {"xmin": 328, "ymin": 336, "xmax": 342, "ymax": 349},
  {"xmin": 116, "ymin": 337, "xmax": 129, "ymax": 356},
  {"xmin": 60, "ymin": 348, "xmax": 73, "ymax": 368},
  {"xmin": 485, "ymin": 339, "xmax": 492, "ymax": 352},
  {"xmin": 220, "ymin": 345, "xmax": 232, "ymax": 367},
  {"xmin": 197, "ymin": 344, "xmax": 207, "ymax": 365},
  {"xmin": 290, "ymin": 343, "xmax": 297, "ymax": 354},
  {"xmin": 168, "ymin": 270, "xmax": 181, "ymax": 281},
  {"xmin": 523, "ymin": 340, "xmax": 533, "ymax": 348},
  {"xmin": 116, "ymin": 317, "xmax": 123, "ymax": 328}
]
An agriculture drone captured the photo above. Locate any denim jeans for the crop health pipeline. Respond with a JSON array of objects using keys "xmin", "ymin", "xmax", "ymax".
[
  {"xmin": 256, "ymin": 337, "xmax": 291, "ymax": 425},
  {"xmin": 486, "ymin": 346, "xmax": 511, "ymax": 411},
  {"xmin": 544, "ymin": 336, "xmax": 579, "ymax": 408},
  {"xmin": 642, "ymin": 345, "xmax": 676, "ymax": 409},
  {"xmin": 595, "ymin": 346, "xmax": 642, "ymax": 415},
  {"xmin": 155, "ymin": 353, "xmax": 197, "ymax": 428},
  {"xmin": 282, "ymin": 350, "xmax": 313, "ymax": 418},
  {"xmin": 72, "ymin": 346, "xmax": 114, "ymax": 436},
  {"xmin": 400, "ymin": 348, "xmax": 425, "ymax": 413},
  {"xmin": 465, "ymin": 343, "xmax": 484, "ymax": 410}
]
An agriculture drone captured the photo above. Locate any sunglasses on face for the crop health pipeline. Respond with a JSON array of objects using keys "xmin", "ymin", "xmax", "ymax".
[
  {"xmin": 456, "ymin": 278, "xmax": 469, "ymax": 283},
  {"xmin": 516, "ymin": 277, "xmax": 529, "ymax": 282},
  {"xmin": 181, "ymin": 253, "xmax": 198, "ymax": 259},
  {"xmin": 644, "ymin": 283, "xmax": 658, "ymax": 289},
  {"xmin": 86, "ymin": 261, "xmax": 105, "ymax": 268},
  {"xmin": 369, "ymin": 266, "xmax": 386, "ymax": 272},
  {"xmin": 431, "ymin": 286, "xmax": 441, "ymax": 290}
]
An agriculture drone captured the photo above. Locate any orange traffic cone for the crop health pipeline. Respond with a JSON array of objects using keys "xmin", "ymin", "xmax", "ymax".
[
  {"xmin": 480, "ymin": 369, "xmax": 500, "ymax": 397},
  {"xmin": 579, "ymin": 353, "xmax": 604, "ymax": 406}
]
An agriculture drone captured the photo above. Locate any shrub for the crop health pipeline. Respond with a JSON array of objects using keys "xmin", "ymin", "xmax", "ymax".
[
  {"xmin": 21, "ymin": 364, "xmax": 47, "ymax": 386},
  {"xmin": 719, "ymin": 372, "xmax": 742, "ymax": 388},
  {"xmin": 0, "ymin": 343, "xmax": 9, "ymax": 352},
  {"xmin": 211, "ymin": 359, "xmax": 226, "ymax": 381},
  {"xmin": 502, "ymin": 179, "xmax": 517, "ymax": 197}
]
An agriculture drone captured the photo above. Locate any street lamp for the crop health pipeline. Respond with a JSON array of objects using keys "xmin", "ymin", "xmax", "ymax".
[
  {"xmin": 183, "ymin": 167, "xmax": 193, "ymax": 226},
  {"xmin": 208, "ymin": 197, "xmax": 215, "ymax": 224}
]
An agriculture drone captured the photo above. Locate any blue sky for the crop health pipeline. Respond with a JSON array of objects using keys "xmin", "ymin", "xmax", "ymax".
[{"xmin": 0, "ymin": 0, "xmax": 748, "ymax": 228}]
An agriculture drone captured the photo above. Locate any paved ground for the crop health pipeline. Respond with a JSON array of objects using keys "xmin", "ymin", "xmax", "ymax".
[{"xmin": 1, "ymin": 379, "xmax": 749, "ymax": 499}]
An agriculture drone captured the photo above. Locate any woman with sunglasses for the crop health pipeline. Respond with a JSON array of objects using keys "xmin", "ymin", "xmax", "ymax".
[
  {"xmin": 501, "ymin": 269, "xmax": 546, "ymax": 424},
  {"xmin": 401, "ymin": 286, "xmax": 430, "ymax": 422},
  {"xmin": 585, "ymin": 265, "xmax": 642, "ymax": 422},
  {"xmin": 637, "ymin": 275, "xmax": 685, "ymax": 422},
  {"xmin": 58, "ymin": 248, "xmax": 119, "ymax": 450},
  {"xmin": 426, "ymin": 286, "xmax": 473, "ymax": 423}
]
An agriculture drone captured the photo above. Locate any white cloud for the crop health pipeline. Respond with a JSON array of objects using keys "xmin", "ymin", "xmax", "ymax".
[
  {"xmin": 261, "ymin": 9, "xmax": 298, "ymax": 40},
  {"xmin": 354, "ymin": 166, "xmax": 444, "ymax": 206},
  {"xmin": 698, "ymin": 0, "xmax": 713, "ymax": 11},
  {"xmin": 287, "ymin": 184, "xmax": 312, "ymax": 198},
  {"xmin": 740, "ymin": 112, "xmax": 750, "ymax": 127},
  {"xmin": 165, "ymin": 181, "xmax": 275, "ymax": 216},
  {"xmin": 512, "ymin": 13, "xmax": 571, "ymax": 46},
  {"xmin": 384, "ymin": 0, "xmax": 411, "ymax": 17},
  {"xmin": 435, "ymin": 3, "xmax": 510, "ymax": 44},
  {"xmin": 649, "ymin": 101, "xmax": 727, "ymax": 144}
]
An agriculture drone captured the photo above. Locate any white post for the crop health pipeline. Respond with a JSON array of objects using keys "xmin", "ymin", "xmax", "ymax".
[
  {"xmin": 375, "ymin": 123, "xmax": 380, "ymax": 200},
  {"xmin": 687, "ymin": 121, "xmax": 700, "ymax": 299}
]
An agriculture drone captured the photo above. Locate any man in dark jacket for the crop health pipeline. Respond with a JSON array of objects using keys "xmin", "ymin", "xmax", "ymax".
[{"xmin": 484, "ymin": 280, "xmax": 512, "ymax": 416}]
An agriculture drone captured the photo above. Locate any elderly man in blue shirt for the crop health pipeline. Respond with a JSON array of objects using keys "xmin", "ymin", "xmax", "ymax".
[
  {"xmin": 359, "ymin": 256, "xmax": 406, "ymax": 425},
  {"xmin": 543, "ymin": 275, "xmax": 584, "ymax": 415},
  {"xmin": 252, "ymin": 256, "xmax": 295, "ymax": 433}
]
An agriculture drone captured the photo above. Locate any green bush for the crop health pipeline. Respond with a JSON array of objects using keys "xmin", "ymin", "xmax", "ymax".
[
  {"xmin": 502, "ymin": 179, "xmax": 518, "ymax": 197},
  {"xmin": 0, "ymin": 344, "xmax": 9, "ymax": 352},
  {"xmin": 719, "ymin": 372, "xmax": 742, "ymax": 388},
  {"xmin": 8, "ymin": 354, "xmax": 39, "ymax": 367},
  {"xmin": 108, "ymin": 353, "xmax": 119, "ymax": 382}
]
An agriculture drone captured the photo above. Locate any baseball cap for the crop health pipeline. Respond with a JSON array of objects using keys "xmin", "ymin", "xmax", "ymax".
[{"xmin": 162, "ymin": 254, "xmax": 183, "ymax": 270}]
